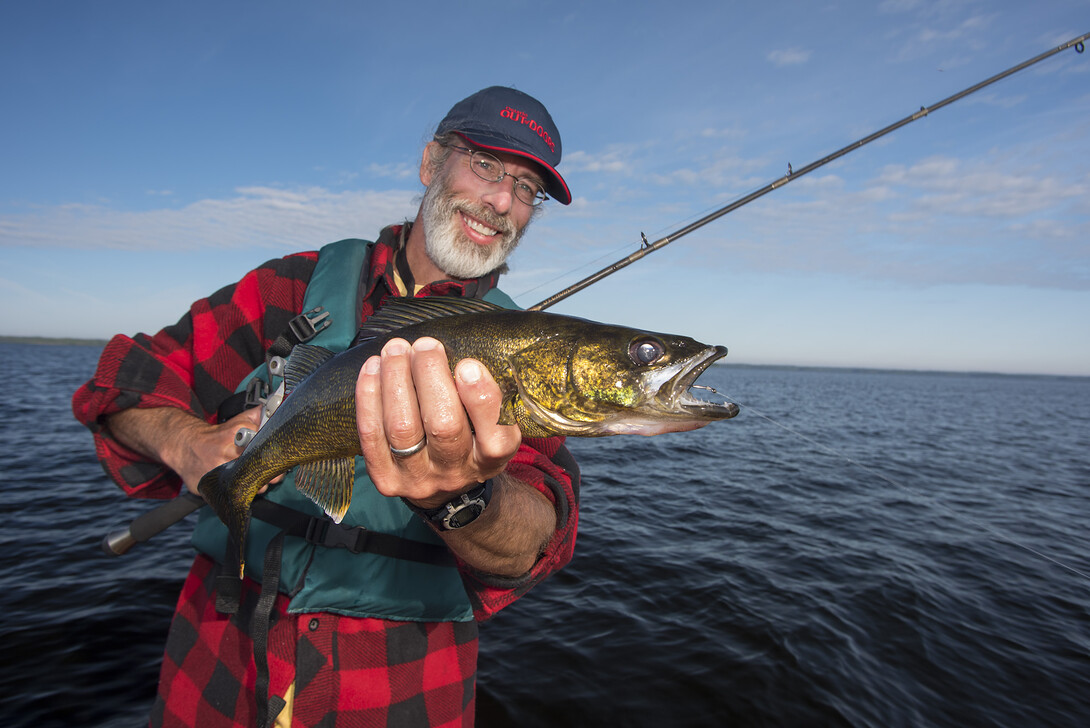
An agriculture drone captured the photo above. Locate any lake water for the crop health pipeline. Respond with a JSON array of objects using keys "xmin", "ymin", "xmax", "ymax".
[{"xmin": 1, "ymin": 342, "xmax": 1087, "ymax": 727}]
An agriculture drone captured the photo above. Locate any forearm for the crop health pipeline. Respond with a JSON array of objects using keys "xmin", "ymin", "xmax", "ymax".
[
  {"xmin": 106, "ymin": 407, "xmax": 206, "ymax": 471},
  {"xmin": 105, "ymin": 406, "xmax": 257, "ymax": 494},
  {"xmin": 433, "ymin": 471, "xmax": 557, "ymax": 577}
]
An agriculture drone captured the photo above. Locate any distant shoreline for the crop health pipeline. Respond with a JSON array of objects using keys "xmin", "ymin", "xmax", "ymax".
[
  {"xmin": 0, "ymin": 336, "xmax": 1084, "ymax": 379},
  {"xmin": 0, "ymin": 335, "xmax": 108, "ymax": 347}
]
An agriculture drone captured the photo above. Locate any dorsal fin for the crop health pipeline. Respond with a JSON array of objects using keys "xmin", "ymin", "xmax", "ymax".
[
  {"xmin": 283, "ymin": 344, "xmax": 336, "ymax": 394},
  {"xmin": 357, "ymin": 297, "xmax": 504, "ymax": 341}
]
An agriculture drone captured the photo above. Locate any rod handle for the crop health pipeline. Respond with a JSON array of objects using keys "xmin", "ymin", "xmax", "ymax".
[{"xmin": 101, "ymin": 492, "xmax": 206, "ymax": 556}]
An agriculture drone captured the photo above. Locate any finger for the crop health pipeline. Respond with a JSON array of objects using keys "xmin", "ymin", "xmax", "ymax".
[
  {"xmin": 356, "ymin": 352, "xmax": 391, "ymax": 467},
  {"xmin": 455, "ymin": 358, "xmax": 521, "ymax": 471},
  {"xmin": 411, "ymin": 338, "xmax": 472, "ymax": 468},
  {"xmin": 379, "ymin": 338, "xmax": 427, "ymax": 456}
]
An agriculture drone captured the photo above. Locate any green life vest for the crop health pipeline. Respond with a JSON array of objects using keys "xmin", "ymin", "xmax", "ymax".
[{"xmin": 190, "ymin": 238, "xmax": 519, "ymax": 622}]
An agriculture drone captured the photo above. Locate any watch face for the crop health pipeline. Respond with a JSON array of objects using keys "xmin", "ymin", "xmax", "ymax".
[{"xmin": 443, "ymin": 499, "xmax": 485, "ymax": 530}]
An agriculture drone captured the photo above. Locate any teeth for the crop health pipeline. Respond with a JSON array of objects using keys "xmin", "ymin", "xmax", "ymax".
[
  {"xmin": 462, "ymin": 213, "xmax": 498, "ymax": 237},
  {"xmin": 683, "ymin": 384, "xmax": 734, "ymax": 408}
]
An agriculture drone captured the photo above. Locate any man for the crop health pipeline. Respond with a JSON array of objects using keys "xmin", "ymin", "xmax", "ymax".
[{"xmin": 73, "ymin": 86, "xmax": 579, "ymax": 728}]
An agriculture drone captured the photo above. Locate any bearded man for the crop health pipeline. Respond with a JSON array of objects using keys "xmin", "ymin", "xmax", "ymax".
[{"xmin": 73, "ymin": 86, "xmax": 579, "ymax": 728}]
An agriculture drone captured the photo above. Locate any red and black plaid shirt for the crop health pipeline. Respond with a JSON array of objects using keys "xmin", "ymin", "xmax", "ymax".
[{"xmin": 73, "ymin": 225, "xmax": 579, "ymax": 727}]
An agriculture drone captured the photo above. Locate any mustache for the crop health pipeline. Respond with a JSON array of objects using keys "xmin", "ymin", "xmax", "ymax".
[{"xmin": 446, "ymin": 199, "xmax": 517, "ymax": 240}]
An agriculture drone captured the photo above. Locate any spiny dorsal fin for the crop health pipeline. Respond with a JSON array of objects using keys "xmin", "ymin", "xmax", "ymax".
[
  {"xmin": 295, "ymin": 457, "xmax": 355, "ymax": 523},
  {"xmin": 357, "ymin": 297, "xmax": 504, "ymax": 342},
  {"xmin": 284, "ymin": 344, "xmax": 336, "ymax": 395}
]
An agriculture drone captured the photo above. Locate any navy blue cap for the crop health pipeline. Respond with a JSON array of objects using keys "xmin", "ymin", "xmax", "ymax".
[{"xmin": 436, "ymin": 86, "xmax": 571, "ymax": 205}]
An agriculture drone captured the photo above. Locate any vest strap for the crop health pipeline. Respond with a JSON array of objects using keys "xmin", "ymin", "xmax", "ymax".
[
  {"xmin": 266, "ymin": 306, "xmax": 332, "ymax": 360},
  {"xmin": 250, "ymin": 498, "xmax": 456, "ymax": 566},
  {"xmin": 216, "ymin": 376, "xmax": 270, "ymax": 424},
  {"xmin": 214, "ymin": 536, "xmax": 243, "ymax": 614},
  {"xmin": 253, "ymin": 532, "xmax": 287, "ymax": 728}
]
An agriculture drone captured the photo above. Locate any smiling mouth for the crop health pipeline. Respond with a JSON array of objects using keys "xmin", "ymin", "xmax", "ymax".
[{"xmin": 461, "ymin": 212, "xmax": 500, "ymax": 242}]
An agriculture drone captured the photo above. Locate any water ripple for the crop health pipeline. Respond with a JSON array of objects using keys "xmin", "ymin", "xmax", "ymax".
[{"xmin": 3, "ymin": 346, "xmax": 1089, "ymax": 727}]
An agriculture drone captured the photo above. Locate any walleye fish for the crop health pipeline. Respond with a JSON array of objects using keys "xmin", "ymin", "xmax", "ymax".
[{"xmin": 199, "ymin": 297, "xmax": 739, "ymax": 576}]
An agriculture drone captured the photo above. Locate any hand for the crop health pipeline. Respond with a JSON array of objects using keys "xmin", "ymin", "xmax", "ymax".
[
  {"xmin": 355, "ymin": 337, "xmax": 522, "ymax": 508},
  {"xmin": 107, "ymin": 405, "xmax": 280, "ymax": 497},
  {"xmin": 165, "ymin": 407, "xmax": 266, "ymax": 495}
]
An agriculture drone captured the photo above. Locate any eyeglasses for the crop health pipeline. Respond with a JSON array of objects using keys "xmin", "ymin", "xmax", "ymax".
[{"xmin": 444, "ymin": 144, "xmax": 548, "ymax": 207}]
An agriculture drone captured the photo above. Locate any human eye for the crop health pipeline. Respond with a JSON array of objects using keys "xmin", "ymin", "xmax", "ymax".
[
  {"xmin": 517, "ymin": 179, "xmax": 543, "ymax": 198},
  {"xmin": 473, "ymin": 154, "xmax": 501, "ymax": 178}
]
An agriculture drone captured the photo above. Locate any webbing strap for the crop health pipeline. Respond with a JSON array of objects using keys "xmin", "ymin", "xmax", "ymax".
[
  {"xmin": 216, "ymin": 377, "xmax": 269, "ymax": 424},
  {"xmin": 254, "ymin": 532, "xmax": 286, "ymax": 728},
  {"xmin": 250, "ymin": 498, "xmax": 455, "ymax": 567},
  {"xmin": 214, "ymin": 537, "xmax": 242, "ymax": 614},
  {"xmin": 266, "ymin": 306, "xmax": 331, "ymax": 360},
  {"xmin": 221, "ymin": 501, "xmax": 455, "ymax": 725}
]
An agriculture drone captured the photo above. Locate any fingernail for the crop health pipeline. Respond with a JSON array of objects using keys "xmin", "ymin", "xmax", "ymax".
[
  {"xmin": 383, "ymin": 340, "xmax": 409, "ymax": 357},
  {"xmin": 363, "ymin": 356, "xmax": 380, "ymax": 375},
  {"xmin": 459, "ymin": 360, "xmax": 482, "ymax": 384},
  {"xmin": 413, "ymin": 337, "xmax": 441, "ymax": 353}
]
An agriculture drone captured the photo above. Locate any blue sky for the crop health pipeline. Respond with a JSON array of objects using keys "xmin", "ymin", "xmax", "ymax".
[{"xmin": 2, "ymin": 1, "xmax": 1088, "ymax": 375}]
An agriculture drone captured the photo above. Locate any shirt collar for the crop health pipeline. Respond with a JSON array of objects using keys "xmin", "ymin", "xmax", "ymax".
[{"xmin": 363, "ymin": 222, "xmax": 504, "ymax": 303}]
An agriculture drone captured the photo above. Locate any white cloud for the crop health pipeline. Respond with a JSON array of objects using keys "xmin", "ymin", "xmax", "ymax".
[
  {"xmin": 878, "ymin": 0, "xmax": 923, "ymax": 13},
  {"xmin": 699, "ymin": 127, "xmax": 746, "ymax": 140},
  {"xmin": 0, "ymin": 187, "xmax": 420, "ymax": 252},
  {"xmin": 562, "ymin": 147, "xmax": 635, "ymax": 174},
  {"xmin": 884, "ymin": 9, "xmax": 996, "ymax": 61},
  {"xmin": 966, "ymin": 92, "xmax": 1028, "ymax": 110},
  {"xmin": 367, "ymin": 162, "xmax": 416, "ymax": 180},
  {"xmin": 716, "ymin": 153, "xmax": 1090, "ymax": 290},
  {"xmin": 873, "ymin": 155, "xmax": 1088, "ymax": 219},
  {"xmin": 767, "ymin": 48, "xmax": 811, "ymax": 67},
  {"xmin": 648, "ymin": 150, "xmax": 769, "ymax": 191}
]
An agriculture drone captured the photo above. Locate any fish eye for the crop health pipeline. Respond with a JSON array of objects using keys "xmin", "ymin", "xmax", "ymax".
[{"xmin": 630, "ymin": 338, "xmax": 665, "ymax": 365}]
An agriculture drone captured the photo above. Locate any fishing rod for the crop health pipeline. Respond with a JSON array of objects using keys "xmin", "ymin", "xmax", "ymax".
[
  {"xmin": 102, "ymin": 491, "xmax": 205, "ymax": 555},
  {"xmin": 528, "ymin": 31, "xmax": 1089, "ymax": 312},
  {"xmin": 101, "ymin": 32, "xmax": 1088, "ymax": 556}
]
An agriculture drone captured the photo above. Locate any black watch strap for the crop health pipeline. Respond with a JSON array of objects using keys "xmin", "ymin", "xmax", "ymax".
[{"xmin": 402, "ymin": 479, "xmax": 493, "ymax": 531}]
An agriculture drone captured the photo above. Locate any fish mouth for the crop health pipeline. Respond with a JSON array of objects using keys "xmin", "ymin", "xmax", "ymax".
[{"xmin": 665, "ymin": 345, "xmax": 740, "ymax": 419}]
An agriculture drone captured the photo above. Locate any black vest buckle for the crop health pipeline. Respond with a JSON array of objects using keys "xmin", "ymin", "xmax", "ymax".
[
  {"xmin": 304, "ymin": 516, "xmax": 366, "ymax": 553},
  {"xmin": 288, "ymin": 306, "xmax": 331, "ymax": 344},
  {"xmin": 244, "ymin": 376, "xmax": 269, "ymax": 408}
]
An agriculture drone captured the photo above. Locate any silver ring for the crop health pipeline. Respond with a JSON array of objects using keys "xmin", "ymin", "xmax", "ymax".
[{"xmin": 389, "ymin": 436, "xmax": 427, "ymax": 458}]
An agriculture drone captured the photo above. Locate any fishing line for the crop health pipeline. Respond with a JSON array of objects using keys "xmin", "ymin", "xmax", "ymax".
[
  {"xmin": 513, "ymin": 236, "xmax": 643, "ymax": 301},
  {"xmin": 514, "ymin": 202, "xmax": 726, "ymax": 302},
  {"xmin": 528, "ymin": 31, "xmax": 1090, "ymax": 312},
  {"xmin": 717, "ymin": 390, "xmax": 1090, "ymax": 582},
  {"xmin": 102, "ymin": 33, "xmax": 1090, "ymax": 555}
]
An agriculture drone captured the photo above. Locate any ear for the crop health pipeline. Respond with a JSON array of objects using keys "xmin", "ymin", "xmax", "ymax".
[{"xmin": 420, "ymin": 141, "xmax": 442, "ymax": 187}]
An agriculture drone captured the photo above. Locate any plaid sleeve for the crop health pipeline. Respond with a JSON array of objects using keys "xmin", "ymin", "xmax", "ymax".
[
  {"xmin": 71, "ymin": 252, "xmax": 318, "ymax": 498},
  {"xmin": 459, "ymin": 436, "xmax": 580, "ymax": 621}
]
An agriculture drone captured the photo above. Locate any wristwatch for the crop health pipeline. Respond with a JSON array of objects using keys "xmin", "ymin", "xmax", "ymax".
[{"xmin": 403, "ymin": 480, "xmax": 493, "ymax": 531}]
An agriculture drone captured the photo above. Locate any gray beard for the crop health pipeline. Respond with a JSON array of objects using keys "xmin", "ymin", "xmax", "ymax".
[{"xmin": 420, "ymin": 169, "xmax": 526, "ymax": 279}]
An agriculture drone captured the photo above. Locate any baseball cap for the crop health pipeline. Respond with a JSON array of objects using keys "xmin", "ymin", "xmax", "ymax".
[{"xmin": 436, "ymin": 86, "xmax": 571, "ymax": 205}]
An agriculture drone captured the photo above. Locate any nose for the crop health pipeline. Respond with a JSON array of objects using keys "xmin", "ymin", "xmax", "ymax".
[{"xmin": 479, "ymin": 176, "xmax": 515, "ymax": 215}]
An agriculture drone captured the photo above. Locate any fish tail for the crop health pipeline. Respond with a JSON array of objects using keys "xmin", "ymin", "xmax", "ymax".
[{"xmin": 198, "ymin": 460, "xmax": 250, "ymax": 579}]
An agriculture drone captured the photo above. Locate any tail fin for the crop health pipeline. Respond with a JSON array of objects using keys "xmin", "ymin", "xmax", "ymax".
[{"xmin": 198, "ymin": 460, "xmax": 249, "ymax": 579}]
